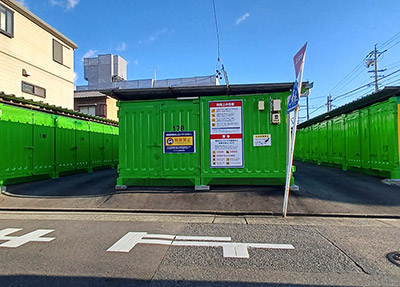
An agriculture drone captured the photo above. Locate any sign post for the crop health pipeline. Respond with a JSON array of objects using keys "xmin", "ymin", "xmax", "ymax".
[{"xmin": 283, "ymin": 43, "xmax": 307, "ymax": 217}]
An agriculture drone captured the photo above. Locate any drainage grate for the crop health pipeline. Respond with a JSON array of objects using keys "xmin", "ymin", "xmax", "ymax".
[{"xmin": 387, "ymin": 252, "xmax": 400, "ymax": 267}]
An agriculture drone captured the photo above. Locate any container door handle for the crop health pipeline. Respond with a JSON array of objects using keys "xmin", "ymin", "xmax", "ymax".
[{"xmin": 24, "ymin": 146, "xmax": 34, "ymax": 149}]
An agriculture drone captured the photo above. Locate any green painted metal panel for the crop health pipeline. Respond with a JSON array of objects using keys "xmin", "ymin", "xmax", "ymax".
[
  {"xmin": 32, "ymin": 111, "xmax": 55, "ymax": 176},
  {"xmin": 161, "ymin": 100, "xmax": 200, "ymax": 184},
  {"xmin": 89, "ymin": 122, "xmax": 105, "ymax": 168},
  {"xmin": 345, "ymin": 111, "xmax": 361, "ymax": 168},
  {"xmin": 200, "ymin": 94, "xmax": 288, "ymax": 185},
  {"xmin": 103, "ymin": 125, "xmax": 114, "ymax": 166},
  {"xmin": 75, "ymin": 119, "xmax": 90, "ymax": 170},
  {"xmin": 0, "ymin": 103, "xmax": 33, "ymax": 185},
  {"xmin": 117, "ymin": 101, "xmax": 162, "ymax": 185},
  {"xmin": 360, "ymin": 109, "xmax": 371, "ymax": 169},
  {"xmin": 332, "ymin": 115, "xmax": 345, "ymax": 165},
  {"xmin": 319, "ymin": 121, "xmax": 328, "ymax": 163},
  {"xmin": 55, "ymin": 116, "xmax": 77, "ymax": 174},
  {"xmin": 112, "ymin": 126, "xmax": 119, "ymax": 166},
  {"xmin": 326, "ymin": 119, "xmax": 333, "ymax": 164}
]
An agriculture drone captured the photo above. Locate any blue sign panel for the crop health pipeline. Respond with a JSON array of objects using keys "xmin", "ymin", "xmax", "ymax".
[
  {"xmin": 164, "ymin": 131, "xmax": 195, "ymax": 153},
  {"xmin": 287, "ymin": 80, "xmax": 300, "ymax": 114}
]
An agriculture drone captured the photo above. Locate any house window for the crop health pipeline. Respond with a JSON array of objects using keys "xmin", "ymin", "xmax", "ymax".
[
  {"xmin": 0, "ymin": 4, "xmax": 13, "ymax": 37},
  {"xmin": 53, "ymin": 39, "xmax": 63, "ymax": 64},
  {"xmin": 79, "ymin": 106, "xmax": 96, "ymax": 116},
  {"xmin": 21, "ymin": 82, "xmax": 46, "ymax": 98}
]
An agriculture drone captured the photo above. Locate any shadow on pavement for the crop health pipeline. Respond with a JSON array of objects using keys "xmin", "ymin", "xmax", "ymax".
[
  {"xmin": 293, "ymin": 161, "xmax": 400, "ymax": 207},
  {"xmin": 4, "ymin": 169, "xmax": 117, "ymax": 197},
  {"xmin": 0, "ymin": 275, "xmax": 348, "ymax": 287}
]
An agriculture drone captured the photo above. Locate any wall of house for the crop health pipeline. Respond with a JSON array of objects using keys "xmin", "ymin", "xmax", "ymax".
[
  {"xmin": 0, "ymin": 0, "xmax": 75, "ymax": 109},
  {"xmin": 74, "ymin": 97, "xmax": 107, "ymax": 118},
  {"xmin": 106, "ymin": 96, "xmax": 119, "ymax": 121}
]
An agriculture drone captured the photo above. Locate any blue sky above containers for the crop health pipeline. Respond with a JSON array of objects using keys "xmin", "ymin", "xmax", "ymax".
[{"xmin": 16, "ymin": 0, "xmax": 400, "ymax": 121}]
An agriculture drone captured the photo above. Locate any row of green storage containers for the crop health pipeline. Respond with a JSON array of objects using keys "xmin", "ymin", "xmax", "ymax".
[
  {"xmin": 295, "ymin": 97, "xmax": 400, "ymax": 179},
  {"xmin": 0, "ymin": 102, "xmax": 119, "ymax": 186}
]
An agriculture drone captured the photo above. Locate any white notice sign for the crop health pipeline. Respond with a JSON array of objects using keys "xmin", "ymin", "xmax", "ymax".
[
  {"xmin": 209, "ymin": 100, "xmax": 244, "ymax": 168},
  {"xmin": 253, "ymin": 134, "xmax": 271, "ymax": 147}
]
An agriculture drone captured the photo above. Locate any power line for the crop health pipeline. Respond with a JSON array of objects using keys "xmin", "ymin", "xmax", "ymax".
[
  {"xmin": 212, "ymin": 0, "xmax": 221, "ymax": 61},
  {"xmin": 333, "ymin": 67, "xmax": 400, "ymax": 101},
  {"xmin": 378, "ymin": 31, "xmax": 400, "ymax": 50}
]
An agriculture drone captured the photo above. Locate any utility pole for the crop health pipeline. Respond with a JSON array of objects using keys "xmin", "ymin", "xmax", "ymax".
[
  {"xmin": 306, "ymin": 95, "xmax": 309, "ymax": 121},
  {"xmin": 326, "ymin": 94, "xmax": 332, "ymax": 112},
  {"xmin": 366, "ymin": 45, "xmax": 386, "ymax": 93},
  {"xmin": 373, "ymin": 45, "xmax": 379, "ymax": 93}
]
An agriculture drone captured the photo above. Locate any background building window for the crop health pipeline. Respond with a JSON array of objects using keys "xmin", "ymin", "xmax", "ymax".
[
  {"xmin": 21, "ymin": 81, "xmax": 46, "ymax": 98},
  {"xmin": 0, "ymin": 4, "xmax": 13, "ymax": 37},
  {"xmin": 79, "ymin": 106, "xmax": 96, "ymax": 116},
  {"xmin": 53, "ymin": 39, "xmax": 63, "ymax": 64}
]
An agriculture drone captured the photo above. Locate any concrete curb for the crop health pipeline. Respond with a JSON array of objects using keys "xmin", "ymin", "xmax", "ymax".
[
  {"xmin": 0, "ymin": 190, "xmax": 114, "ymax": 199},
  {"xmin": 0, "ymin": 207, "xmax": 398, "ymax": 219}
]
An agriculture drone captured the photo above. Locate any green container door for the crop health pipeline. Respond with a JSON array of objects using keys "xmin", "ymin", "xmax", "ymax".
[
  {"xmin": 0, "ymin": 104, "xmax": 33, "ymax": 185},
  {"xmin": 112, "ymin": 126, "xmax": 119, "ymax": 166},
  {"xmin": 55, "ymin": 116, "xmax": 77, "ymax": 174},
  {"xmin": 118, "ymin": 101, "xmax": 162, "ymax": 183},
  {"xmin": 118, "ymin": 100, "xmax": 200, "ymax": 186},
  {"xmin": 162, "ymin": 100, "xmax": 200, "ymax": 185},
  {"xmin": 103, "ymin": 126, "xmax": 113, "ymax": 166},
  {"xmin": 360, "ymin": 109, "xmax": 371, "ymax": 169},
  {"xmin": 75, "ymin": 120, "xmax": 90, "ymax": 170},
  {"xmin": 332, "ymin": 116, "xmax": 345, "ymax": 165},
  {"xmin": 32, "ymin": 112, "xmax": 55, "ymax": 176},
  {"xmin": 89, "ymin": 122, "xmax": 105, "ymax": 168},
  {"xmin": 346, "ymin": 111, "xmax": 361, "ymax": 168}
]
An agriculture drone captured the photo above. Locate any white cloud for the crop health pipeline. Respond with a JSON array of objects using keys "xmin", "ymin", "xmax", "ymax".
[
  {"xmin": 67, "ymin": 0, "xmax": 79, "ymax": 10},
  {"xmin": 15, "ymin": 0, "xmax": 28, "ymax": 8},
  {"xmin": 49, "ymin": 0, "xmax": 79, "ymax": 10},
  {"xmin": 139, "ymin": 28, "xmax": 171, "ymax": 44},
  {"xmin": 73, "ymin": 72, "xmax": 78, "ymax": 83},
  {"xmin": 134, "ymin": 60, "xmax": 139, "ymax": 65},
  {"xmin": 236, "ymin": 12, "xmax": 250, "ymax": 25},
  {"xmin": 116, "ymin": 42, "xmax": 127, "ymax": 52},
  {"xmin": 81, "ymin": 49, "xmax": 98, "ymax": 61}
]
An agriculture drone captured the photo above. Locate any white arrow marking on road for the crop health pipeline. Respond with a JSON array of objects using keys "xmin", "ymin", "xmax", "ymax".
[
  {"xmin": 0, "ymin": 228, "xmax": 55, "ymax": 248},
  {"xmin": 107, "ymin": 232, "xmax": 294, "ymax": 258}
]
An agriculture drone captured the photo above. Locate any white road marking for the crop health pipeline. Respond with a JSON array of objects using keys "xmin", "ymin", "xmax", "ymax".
[
  {"xmin": 107, "ymin": 232, "xmax": 294, "ymax": 258},
  {"xmin": 106, "ymin": 232, "xmax": 147, "ymax": 252},
  {"xmin": 175, "ymin": 236, "xmax": 231, "ymax": 241},
  {"xmin": 0, "ymin": 228, "xmax": 55, "ymax": 248}
]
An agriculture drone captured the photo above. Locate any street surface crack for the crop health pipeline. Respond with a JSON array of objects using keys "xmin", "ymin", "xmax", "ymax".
[
  {"xmin": 101, "ymin": 193, "xmax": 114, "ymax": 205},
  {"xmin": 313, "ymin": 227, "xmax": 370, "ymax": 275}
]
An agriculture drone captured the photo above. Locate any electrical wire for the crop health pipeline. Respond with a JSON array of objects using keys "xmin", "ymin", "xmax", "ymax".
[
  {"xmin": 212, "ymin": 0, "xmax": 221, "ymax": 61},
  {"xmin": 378, "ymin": 31, "xmax": 400, "ymax": 50},
  {"xmin": 333, "ymin": 68, "xmax": 400, "ymax": 101}
]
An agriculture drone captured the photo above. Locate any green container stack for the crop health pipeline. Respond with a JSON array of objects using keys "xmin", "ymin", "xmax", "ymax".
[
  {"xmin": 0, "ymin": 94, "xmax": 119, "ymax": 187},
  {"xmin": 295, "ymin": 87, "xmax": 400, "ymax": 179}
]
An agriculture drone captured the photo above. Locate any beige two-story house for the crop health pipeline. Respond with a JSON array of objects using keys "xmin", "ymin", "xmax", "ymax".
[{"xmin": 0, "ymin": 0, "xmax": 77, "ymax": 109}]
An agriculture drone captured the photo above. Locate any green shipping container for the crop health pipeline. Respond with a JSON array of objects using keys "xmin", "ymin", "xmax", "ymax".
[
  {"xmin": 0, "ymin": 92, "xmax": 119, "ymax": 187},
  {"xmin": 108, "ymin": 83, "xmax": 300, "ymax": 188},
  {"xmin": 295, "ymin": 87, "xmax": 400, "ymax": 179}
]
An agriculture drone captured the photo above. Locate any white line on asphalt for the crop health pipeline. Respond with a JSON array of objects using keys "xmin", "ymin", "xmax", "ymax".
[
  {"xmin": 175, "ymin": 236, "xmax": 231, "ymax": 241},
  {"xmin": 0, "ymin": 228, "xmax": 55, "ymax": 248},
  {"xmin": 107, "ymin": 232, "xmax": 295, "ymax": 258}
]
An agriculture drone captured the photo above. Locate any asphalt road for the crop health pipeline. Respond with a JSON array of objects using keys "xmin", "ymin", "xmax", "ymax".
[
  {"xmin": 0, "ymin": 211, "xmax": 398, "ymax": 286},
  {"xmin": 1, "ymin": 162, "xmax": 400, "ymax": 216}
]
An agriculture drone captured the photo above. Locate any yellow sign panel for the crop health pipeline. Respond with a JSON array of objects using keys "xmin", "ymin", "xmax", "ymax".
[{"xmin": 165, "ymin": 136, "xmax": 193, "ymax": 146}]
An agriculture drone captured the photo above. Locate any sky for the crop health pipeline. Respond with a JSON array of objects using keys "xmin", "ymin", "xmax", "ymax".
[{"xmin": 16, "ymin": 0, "xmax": 400, "ymax": 121}]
